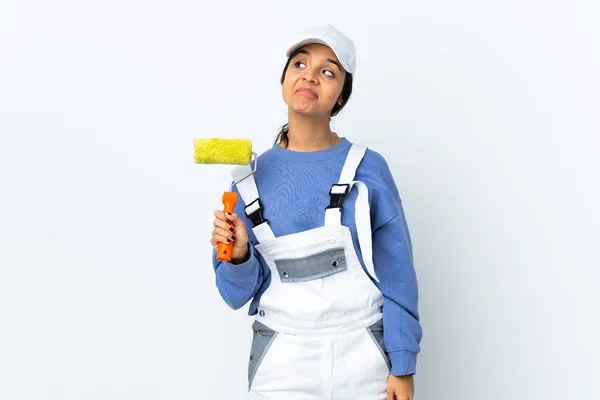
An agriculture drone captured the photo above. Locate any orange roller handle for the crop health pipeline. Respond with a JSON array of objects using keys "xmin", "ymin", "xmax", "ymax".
[{"xmin": 217, "ymin": 191, "xmax": 239, "ymax": 261}]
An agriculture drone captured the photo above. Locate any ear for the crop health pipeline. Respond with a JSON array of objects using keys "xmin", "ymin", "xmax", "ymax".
[{"xmin": 337, "ymin": 96, "xmax": 343, "ymax": 105}]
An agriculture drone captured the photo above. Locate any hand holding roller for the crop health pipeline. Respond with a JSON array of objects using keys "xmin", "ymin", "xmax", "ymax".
[{"xmin": 193, "ymin": 138, "xmax": 257, "ymax": 262}]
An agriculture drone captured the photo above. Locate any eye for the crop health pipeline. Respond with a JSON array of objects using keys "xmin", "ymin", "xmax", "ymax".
[
  {"xmin": 323, "ymin": 69, "xmax": 334, "ymax": 78},
  {"xmin": 294, "ymin": 61, "xmax": 306, "ymax": 68}
]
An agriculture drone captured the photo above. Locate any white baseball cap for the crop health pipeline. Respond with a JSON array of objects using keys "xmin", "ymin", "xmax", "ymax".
[{"xmin": 285, "ymin": 24, "xmax": 356, "ymax": 74}]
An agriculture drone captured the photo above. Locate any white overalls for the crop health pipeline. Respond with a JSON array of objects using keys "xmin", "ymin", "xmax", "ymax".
[{"xmin": 232, "ymin": 144, "xmax": 390, "ymax": 400}]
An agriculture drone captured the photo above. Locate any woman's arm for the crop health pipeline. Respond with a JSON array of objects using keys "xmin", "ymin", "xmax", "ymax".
[
  {"xmin": 362, "ymin": 151, "xmax": 422, "ymax": 377},
  {"xmin": 373, "ymin": 207, "xmax": 422, "ymax": 376},
  {"xmin": 212, "ymin": 242, "xmax": 267, "ymax": 310},
  {"xmin": 210, "ymin": 189, "xmax": 268, "ymax": 311}
]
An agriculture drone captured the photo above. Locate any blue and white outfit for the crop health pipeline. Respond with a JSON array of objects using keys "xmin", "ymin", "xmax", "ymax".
[{"xmin": 212, "ymin": 138, "xmax": 422, "ymax": 399}]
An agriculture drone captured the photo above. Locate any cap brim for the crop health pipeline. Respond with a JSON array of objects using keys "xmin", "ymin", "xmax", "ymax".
[
  {"xmin": 285, "ymin": 38, "xmax": 350, "ymax": 73},
  {"xmin": 286, "ymin": 38, "xmax": 329, "ymax": 57}
]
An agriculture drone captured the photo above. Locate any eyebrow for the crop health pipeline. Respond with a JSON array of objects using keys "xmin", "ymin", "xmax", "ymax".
[{"xmin": 295, "ymin": 49, "xmax": 342, "ymax": 71}]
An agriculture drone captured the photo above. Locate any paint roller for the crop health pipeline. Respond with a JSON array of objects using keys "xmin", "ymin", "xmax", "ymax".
[{"xmin": 193, "ymin": 138, "xmax": 257, "ymax": 261}]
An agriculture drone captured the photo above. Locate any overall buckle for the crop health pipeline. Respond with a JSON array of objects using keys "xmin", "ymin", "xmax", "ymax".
[
  {"xmin": 244, "ymin": 198, "xmax": 267, "ymax": 226},
  {"xmin": 326, "ymin": 184, "xmax": 351, "ymax": 209}
]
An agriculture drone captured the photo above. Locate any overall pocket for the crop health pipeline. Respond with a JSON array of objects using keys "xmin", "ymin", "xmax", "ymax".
[
  {"xmin": 366, "ymin": 318, "xmax": 391, "ymax": 371},
  {"xmin": 248, "ymin": 320, "xmax": 278, "ymax": 390},
  {"xmin": 274, "ymin": 246, "xmax": 347, "ymax": 283}
]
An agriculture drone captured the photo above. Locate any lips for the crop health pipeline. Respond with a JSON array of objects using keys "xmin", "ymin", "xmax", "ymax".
[{"xmin": 296, "ymin": 87, "xmax": 318, "ymax": 98}]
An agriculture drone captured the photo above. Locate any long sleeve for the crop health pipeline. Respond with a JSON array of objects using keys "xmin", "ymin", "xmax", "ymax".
[
  {"xmin": 372, "ymin": 204, "xmax": 422, "ymax": 376},
  {"xmin": 212, "ymin": 244, "xmax": 263, "ymax": 310}
]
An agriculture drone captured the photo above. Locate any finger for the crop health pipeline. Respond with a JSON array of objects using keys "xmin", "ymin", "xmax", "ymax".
[
  {"xmin": 211, "ymin": 232, "xmax": 233, "ymax": 245},
  {"xmin": 214, "ymin": 217, "xmax": 234, "ymax": 232},
  {"xmin": 210, "ymin": 234, "xmax": 235, "ymax": 248},
  {"xmin": 224, "ymin": 213, "xmax": 246, "ymax": 231},
  {"xmin": 213, "ymin": 209, "xmax": 231, "ymax": 222},
  {"xmin": 386, "ymin": 389, "xmax": 394, "ymax": 400},
  {"xmin": 213, "ymin": 226, "xmax": 236, "ymax": 240},
  {"xmin": 225, "ymin": 211, "xmax": 241, "ymax": 222}
]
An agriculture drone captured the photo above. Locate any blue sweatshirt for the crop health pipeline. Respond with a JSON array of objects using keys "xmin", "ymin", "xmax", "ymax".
[{"xmin": 212, "ymin": 137, "xmax": 422, "ymax": 376}]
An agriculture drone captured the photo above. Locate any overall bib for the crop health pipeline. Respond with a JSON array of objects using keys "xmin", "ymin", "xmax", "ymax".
[{"xmin": 232, "ymin": 144, "xmax": 390, "ymax": 400}]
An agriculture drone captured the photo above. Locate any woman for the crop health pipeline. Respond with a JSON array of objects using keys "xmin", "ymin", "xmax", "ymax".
[{"xmin": 210, "ymin": 24, "xmax": 422, "ymax": 400}]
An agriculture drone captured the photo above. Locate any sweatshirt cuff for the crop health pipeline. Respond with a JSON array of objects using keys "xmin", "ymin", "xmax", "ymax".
[
  {"xmin": 220, "ymin": 244, "xmax": 256, "ymax": 279},
  {"xmin": 389, "ymin": 349, "xmax": 418, "ymax": 376}
]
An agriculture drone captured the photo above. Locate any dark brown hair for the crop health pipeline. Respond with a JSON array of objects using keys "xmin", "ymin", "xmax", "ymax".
[{"xmin": 274, "ymin": 48, "xmax": 354, "ymax": 148}]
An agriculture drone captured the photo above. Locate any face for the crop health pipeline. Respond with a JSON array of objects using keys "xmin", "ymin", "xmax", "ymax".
[{"xmin": 281, "ymin": 43, "xmax": 347, "ymax": 117}]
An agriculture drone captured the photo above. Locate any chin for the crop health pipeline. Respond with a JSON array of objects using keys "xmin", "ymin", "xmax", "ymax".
[{"xmin": 288, "ymin": 102, "xmax": 330, "ymax": 117}]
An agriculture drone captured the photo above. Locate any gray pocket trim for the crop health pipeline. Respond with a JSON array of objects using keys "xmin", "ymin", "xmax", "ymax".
[
  {"xmin": 248, "ymin": 320, "xmax": 278, "ymax": 390},
  {"xmin": 366, "ymin": 318, "xmax": 391, "ymax": 371},
  {"xmin": 274, "ymin": 247, "xmax": 347, "ymax": 282}
]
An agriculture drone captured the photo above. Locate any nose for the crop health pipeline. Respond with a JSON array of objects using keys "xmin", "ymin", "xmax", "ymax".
[{"xmin": 302, "ymin": 67, "xmax": 318, "ymax": 83}]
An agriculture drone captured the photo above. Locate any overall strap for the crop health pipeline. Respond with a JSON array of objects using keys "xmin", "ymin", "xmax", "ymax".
[
  {"xmin": 339, "ymin": 144, "xmax": 368, "ymax": 186},
  {"xmin": 324, "ymin": 144, "xmax": 367, "ymax": 226},
  {"xmin": 352, "ymin": 181, "xmax": 378, "ymax": 282},
  {"xmin": 230, "ymin": 164, "xmax": 275, "ymax": 243},
  {"xmin": 324, "ymin": 144, "xmax": 379, "ymax": 282}
]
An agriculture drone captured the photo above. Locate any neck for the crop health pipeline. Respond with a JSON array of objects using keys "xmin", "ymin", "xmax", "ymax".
[{"xmin": 283, "ymin": 110, "xmax": 341, "ymax": 151}]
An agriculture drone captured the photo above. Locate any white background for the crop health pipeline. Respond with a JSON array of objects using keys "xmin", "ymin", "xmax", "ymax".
[{"xmin": 1, "ymin": 0, "xmax": 599, "ymax": 399}]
